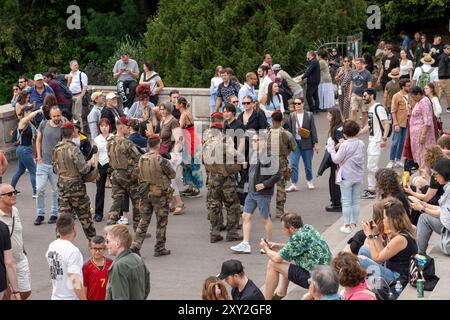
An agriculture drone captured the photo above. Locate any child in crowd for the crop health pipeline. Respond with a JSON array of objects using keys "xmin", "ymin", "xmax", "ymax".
[{"xmin": 83, "ymin": 235, "xmax": 113, "ymax": 300}]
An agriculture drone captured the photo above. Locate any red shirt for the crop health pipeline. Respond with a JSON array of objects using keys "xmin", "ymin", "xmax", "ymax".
[{"xmin": 83, "ymin": 257, "xmax": 113, "ymax": 300}]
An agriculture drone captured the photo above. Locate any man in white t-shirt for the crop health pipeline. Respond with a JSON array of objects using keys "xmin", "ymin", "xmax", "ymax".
[
  {"xmin": 257, "ymin": 65, "xmax": 273, "ymax": 105},
  {"xmin": 46, "ymin": 214, "xmax": 86, "ymax": 300},
  {"xmin": 359, "ymin": 88, "xmax": 390, "ymax": 199},
  {"xmin": 0, "ymin": 184, "xmax": 31, "ymax": 300},
  {"xmin": 67, "ymin": 60, "xmax": 89, "ymax": 130}
]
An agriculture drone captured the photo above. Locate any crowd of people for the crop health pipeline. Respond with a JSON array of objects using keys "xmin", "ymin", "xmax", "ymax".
[{"xmin": 1, "ymin": 30, "xmax": 450, "ymax": 300}]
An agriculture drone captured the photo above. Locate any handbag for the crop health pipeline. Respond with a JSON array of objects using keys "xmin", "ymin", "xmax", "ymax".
[
  {"xmin": 408, "ymin": 254, "xmax": 440, "ymax": 291},
  {"xmin": 317, "ymin": 150, "xmax": 333, "ymax": 177},
  {"xmin": 294, "ymin": 113, "xmax": 311, "ymax": 138},
  {"xmin": 440, "ymin": 227, "xmax": 450, "ymax": 255}
]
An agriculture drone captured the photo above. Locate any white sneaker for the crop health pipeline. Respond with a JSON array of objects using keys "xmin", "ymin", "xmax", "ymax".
[
  {"xmin": 395, "ymin": 161, "xmax": 404, "ymax": 168},
  {"xmin": 386, "ymin": 161, "xmax": 394, "ymax": 169},
  {"xmin": 230, "ymin": 241, "xmax": 251, "ymax": 254},
  {"xmin": 340, "ymin": 225, "xmax": 352, "ymax": 234},
  {"xmin": 307, "ymin": 181, "xmax": 315, "ymax": 190},
  {"xmin": 118, "ymin": 217, "xmax": 129, "ymax": 225},
  {"xmin": 285, "ymin": 184, "xmax": 298, "ymax": 192}
]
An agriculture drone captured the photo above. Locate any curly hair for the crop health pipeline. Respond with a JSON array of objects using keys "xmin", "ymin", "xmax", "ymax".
[
  {"xmin": 423, "ymin": 145, "xmax": 444, "ymax": 169},
  {"xmin": 375, "ymin": 168, "xmax": 402, "ymax": 197},
  {"xmin": 201, "ymin": 276, "xmax": 229, "ymax": 300},
  {"xmin": 331, "ymin": 252, "xmax": 366, "ymax": 288}
]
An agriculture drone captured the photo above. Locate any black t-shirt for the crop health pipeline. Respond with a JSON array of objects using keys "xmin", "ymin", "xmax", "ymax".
[
  {"xmin": 382, "ymin": 55, "xmax": 400, "ymax": 83},
  {"xmin": 19, "ymin": 124, "xmax": 33, "ymax": 146},
  {"xmin": 172, "ymin": 105, "xmax": 181, "ymax": 120},
  {"xmin": 428, "ymin": 175, "xmax": 445, "ymax": 205},
  {"xmin": 231, "ymin": 279, "xmax": 265, "ymax": 300},
  {"xmin": 224, "ymin": 118, "xmax": 245, "ymax": 150},
  {"xmin": 0, "ymin": 221, "xmax": 12, "ymax": 292}
]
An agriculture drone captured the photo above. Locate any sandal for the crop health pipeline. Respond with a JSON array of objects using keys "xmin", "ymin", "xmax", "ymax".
[
  {"xmin": 173, "ymin": 203, "xmax": 186, "ymax": 215},
  {"xmin": 272, "ymin": 293, "xmax": 285, "ymax": 300}
]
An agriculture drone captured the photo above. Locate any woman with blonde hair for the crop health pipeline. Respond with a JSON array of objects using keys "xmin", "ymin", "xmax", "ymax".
[
  {"xmin": 202, "ymin": 276, "xmax": 229, "ymax": 300},
  {"xmin": 358, "ymin": 197, "xmax": 417, "ymax": 285}
]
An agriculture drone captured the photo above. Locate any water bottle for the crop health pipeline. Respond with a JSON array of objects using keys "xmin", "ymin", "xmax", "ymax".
[{"xmin": 395, "ymin": 281, "xmax": 403, "ymax": 295}]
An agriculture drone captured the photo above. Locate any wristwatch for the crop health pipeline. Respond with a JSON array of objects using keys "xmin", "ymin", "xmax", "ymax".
[{"xmin": 367, "ymin": 234, "xmax": 378, "ymax": 240}]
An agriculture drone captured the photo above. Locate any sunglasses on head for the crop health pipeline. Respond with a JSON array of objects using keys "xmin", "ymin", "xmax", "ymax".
[{"xmin": 0, "ymin": 190, "xmax": 20, "ymax": 197}]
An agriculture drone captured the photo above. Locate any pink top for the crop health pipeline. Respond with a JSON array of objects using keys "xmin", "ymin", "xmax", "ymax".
[{"xmin": 344, "ymin": 281, "xmax": 377, "ymax": 300}]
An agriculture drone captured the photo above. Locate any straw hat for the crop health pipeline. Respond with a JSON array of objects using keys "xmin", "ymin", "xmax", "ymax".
[
  {"xmin": 421, "ymin": 54, "xmax": 435, "ymax": 65},
  {"xmin": 388, "ymin": 67, "xmax": 401, "ymax": 79}
]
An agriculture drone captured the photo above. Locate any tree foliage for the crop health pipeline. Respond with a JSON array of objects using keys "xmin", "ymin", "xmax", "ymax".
[{"xmin": 144, "ymin": 0, "xmax": 367, "ymax": 88}]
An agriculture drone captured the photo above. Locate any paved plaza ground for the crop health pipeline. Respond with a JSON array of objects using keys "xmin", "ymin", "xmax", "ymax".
[{"xmin": 6, "ymin": 101, "xmax": 449, "ymax": 300}]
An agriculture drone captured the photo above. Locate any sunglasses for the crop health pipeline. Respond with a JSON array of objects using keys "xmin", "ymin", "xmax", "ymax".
[
  {"xmin": 294, "ymin": 102, "xmax": 303, "ymax": 105},
  {"xmin": 0, "ymin": 190, "xmax": 20, "ymax": 197},
  {"xmin": 242, "ymin": 102, "xmax": 252, "ymax": 105},
  {"xmin": 13, "ymin": 88, "xmax": 20, "ymax": 91},
  {"xmin": 90, "ymin": 247, "xmax": 105, "ymax": 251},
  {"xmin": 343, "ymin": 60, "xmax": 350, "ymax": 62},
  {"xmin": 231, "ymin": 100, "xmax": 238, "ymax": 104}
]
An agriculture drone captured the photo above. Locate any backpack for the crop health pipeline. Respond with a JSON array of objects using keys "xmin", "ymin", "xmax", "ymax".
[
  {"xmin": 409, "ymin": 254, "xmax": 440, "ymax": 291},
  {"xmin": 55, "ymin": 79, "xmax": 72, "ymax": 99},
  {"xmin": 417, "ymin": 66, "xmax": 435, "ymax": 89},
  {"xmin": 374, "ymin": 103, "xmax": 393, "ymax": 138}
]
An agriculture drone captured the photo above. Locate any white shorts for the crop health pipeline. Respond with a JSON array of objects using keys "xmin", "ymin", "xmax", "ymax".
[{"xmin": 16, "ymin": 256, "xmax": 31, "ymax": 292}]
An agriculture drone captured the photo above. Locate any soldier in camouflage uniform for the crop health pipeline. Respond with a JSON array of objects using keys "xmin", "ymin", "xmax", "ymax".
[
  {"xmin": 268, "ymin": 110, "xmax": 296, "ymax": 218},
  {"xmin": 106, "ymin": 117, "xmax": 142, "ymax": 230},
  {"xmin": 52, "ymin": 122, "xmax": 96, "ymax": 241},
  {"xmin": 203, "ymin": 112, "xmax": 243, "ymax": 243},
  {"xmin": 131, "ymin": 134, "xmax": 175, "ymax": 257}
]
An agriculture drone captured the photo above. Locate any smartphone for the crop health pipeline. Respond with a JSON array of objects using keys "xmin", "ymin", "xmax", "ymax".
[{"xmin": 261, "ymin": 238, "xmax": 270, "ymax": 247}]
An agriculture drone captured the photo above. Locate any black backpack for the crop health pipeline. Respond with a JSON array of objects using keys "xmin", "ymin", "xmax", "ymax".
[{"xmin": 374, "ymin": 103, "xmax": 393, "ymax": 138}]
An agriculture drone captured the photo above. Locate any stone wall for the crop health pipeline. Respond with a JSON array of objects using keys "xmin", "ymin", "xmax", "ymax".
[{"xmin": 0, "ymin": 86, "xmax": 212, "ymax": 160}]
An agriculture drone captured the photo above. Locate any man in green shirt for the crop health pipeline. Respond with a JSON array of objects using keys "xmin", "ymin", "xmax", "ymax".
[
  {"xmin": 260, "ymin": 213, "xmax": 332, "ymax": 300},
  {"xmin": 105, "ymin": 225, "xmax": 150, "ymax": 300}
]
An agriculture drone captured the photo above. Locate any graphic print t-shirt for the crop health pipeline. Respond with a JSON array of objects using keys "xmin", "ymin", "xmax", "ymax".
[
  {"xmin": 46, "ymin": 239, "xmax": 83, "ymax": 300},
  {"xmin": 83, "ymin": 258, "xmax": 113, "ymax": 300}
]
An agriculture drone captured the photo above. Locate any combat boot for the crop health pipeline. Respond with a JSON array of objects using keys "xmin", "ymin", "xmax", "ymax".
[
  {"xmin": 226, "ymin": 234, "xmax": 243, "ymax": 242},
  {"xmin": 154, "ymin": 248, "xmax": 171, "ymax": 257},
  {"xmin": 210, "ymin": 235, "xmax": 223, "ymax": 243}
]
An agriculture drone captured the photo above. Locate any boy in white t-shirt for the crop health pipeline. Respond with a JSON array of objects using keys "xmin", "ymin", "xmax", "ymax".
[
  {"xmin": 46, "ymin": 214, "xmax": 86, "ymax": 300},
  {"xmin": 358, "ymin": 89, "xmax": 390, "ymax": 199}
]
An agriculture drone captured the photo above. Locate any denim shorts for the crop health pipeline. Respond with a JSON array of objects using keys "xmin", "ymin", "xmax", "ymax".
[{"xmin": 243, "ymin": 193, "xmax": 271, "ymax": 219}]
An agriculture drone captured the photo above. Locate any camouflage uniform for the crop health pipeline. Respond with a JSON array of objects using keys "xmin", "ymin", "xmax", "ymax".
[
  {"xmin": 203, "ymin": 128, "xmax": 242, "ymax": 242},
  {"xmin": 106, "ymin": 134, "xmax": 142, "ymax": 230},
  {"xmin": 131, "ymin": 150, "xmax": 175, "ymax": 256},
  {"xmin": 268, "ymin": 125, "xmax": 296, "ymax": 218},
  {"xmin": 52, "ymin": 140, "xmax": 96, "ymax": 240}
]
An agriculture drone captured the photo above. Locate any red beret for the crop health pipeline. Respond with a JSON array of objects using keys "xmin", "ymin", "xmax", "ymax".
[
  {"xmin": 117, "ymin": 117, "xmax": 129, "ymax": 126},
  {"xmin": 148, "ymin": 134, "xmax": 160, "ymax": 141},
  {"xmin": 271, "ymin": 109, "xmax": 282, "ymax": 117},
  {"xmin": 211, "ymin": 122, "xmax": 224, "ymax": 129},
  {"xmin": 61, "ymin": 122, "xmax": 74, "ymax": 129},
  {"xmin": 211, "ymin": 112, "xmax": 223, "ymax": 119}
]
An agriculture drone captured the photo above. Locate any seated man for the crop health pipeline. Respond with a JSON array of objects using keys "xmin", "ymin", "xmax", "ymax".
[
  {"xmin": 302, "ymin": 265, "xmax": 341, "ymax": 300},
  {"xmin": 260, "ymin": 213, "xmax": 332, "ymax": 300}
]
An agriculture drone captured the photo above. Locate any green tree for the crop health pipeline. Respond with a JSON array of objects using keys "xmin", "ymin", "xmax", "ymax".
[{"xmin": 143, "ymin": 0, "xmax": 367, "ymax": 88}]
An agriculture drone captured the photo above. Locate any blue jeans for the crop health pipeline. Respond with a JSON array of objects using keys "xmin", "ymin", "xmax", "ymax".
[
  {"xmin": 358, "ymin": 246, "xmax": 400, "ymax": 283},
  {"xmin": 389, "ymin": 127, "xmax": 407, "ymax": 161},
  {"xmin": 290, "ymin": 140, "xmax": 313, "ymax": 183},
  {"xmin": 339, "ymin": 180, "xmax": 361, "ymax": 225},
  {"xmin": 36, "ymin": 163, "xmax": 58, "ymax": 217},
  {"xmin": 11, "ymin": 146, "xmax": 36, "ymax": 194}
]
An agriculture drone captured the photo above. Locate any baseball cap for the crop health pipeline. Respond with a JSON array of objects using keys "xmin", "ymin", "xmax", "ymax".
[
  {"xmin": 91, "ymin": 91, "xmax": 104, "ymax": 101},
  {"xmin": 217, "ymin": 259, "xmax": 244, "ymax": 279},
  {"xmin": 34, "ymin": 74, "xmax": 44, "ymax": 81},
  {"xmin": 273, "ymin": 64, "xmax": 281, "ymax": 71},
  {"xmin": 106, "ymin": 92, "xmax": 118, "ymax": 100},
  {"xmin": 116, "ymin": 117, "xmax": 129, "ymax": 126},
  {"xmin": 61, "ymin": 122, "xmax": 74, "ymax": 129}
]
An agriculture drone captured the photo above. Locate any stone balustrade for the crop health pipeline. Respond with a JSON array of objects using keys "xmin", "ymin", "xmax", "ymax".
[{"xmin": 0, "ymin": 86, "xmax": 212, "ymax": 160}]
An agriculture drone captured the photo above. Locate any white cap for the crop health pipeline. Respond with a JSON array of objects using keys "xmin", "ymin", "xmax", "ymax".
[
  {"xmin": 105, "ymin": 92, "xmax": 118, "ymax": 100},
  {"xmin": 34, "ymin": 74, "xmax": 44, "ymax": 81}
]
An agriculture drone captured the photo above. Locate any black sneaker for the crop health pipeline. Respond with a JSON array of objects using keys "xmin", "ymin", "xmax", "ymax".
[
  {"xmin": 447, "ymin": 107, "xmax": 450, "ymax": 113},
  {"xmin": 93, "ymin": 214, "xmax": 103, "ymax": 222},
  {"xmin": 361, "ymin": 190, "xmax": 376, "ymax": 199},
  {"xmin": 48, "ymin": 216, "xmax": 58, "ymax": 224},
  {"xmin": 34, "ymin": 216, "xmax": 44, "ymax": 225},
  {"xmin": 325, "ymin": 205, "xmax": 342, "ymax": 212}
]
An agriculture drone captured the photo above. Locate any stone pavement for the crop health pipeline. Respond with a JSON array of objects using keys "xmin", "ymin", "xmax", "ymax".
[{"xmin": 6, "ymin": 103, "xmax": 448, "ymax": 300}]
